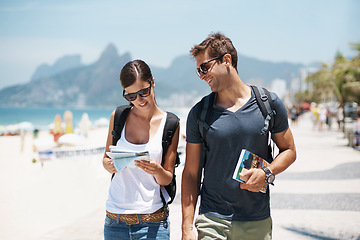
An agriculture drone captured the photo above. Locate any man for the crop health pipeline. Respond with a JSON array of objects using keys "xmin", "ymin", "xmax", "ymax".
[{"xmin": 181, "ymin": 32, "xmax": 296, "ymax": 240}]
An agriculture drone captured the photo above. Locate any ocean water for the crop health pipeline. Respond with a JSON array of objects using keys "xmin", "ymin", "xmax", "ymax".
[
  {"xmin": 0, "ymin": 106, "xmax": 114, "ymax": 130},
  {"xmin": 0, "ymin": 106, "xmax": 189, "ymax": 130}
]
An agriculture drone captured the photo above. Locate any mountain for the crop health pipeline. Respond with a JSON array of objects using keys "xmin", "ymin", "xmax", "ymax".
[
  {"xmin": 31, "ymin": 55, "xmax": 83, "ymax": 81},
  {"xmin": 151, "ymin": 55, "xmax": 209, "ymax": 97},
  {"xmin": 0, "ymin": 44, "xmax": 305, "ymax": 108},
  {"xmin": 0, "ymin": 44, "xmax": 131, "ymax": 108},
  {"xmin": 237, "ymin": 54, "xmax": 304, "ymax": 87}
]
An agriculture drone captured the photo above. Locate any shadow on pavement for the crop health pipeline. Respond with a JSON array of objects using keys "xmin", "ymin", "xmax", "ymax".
[
  {"xmin": 271, "ymin": 193, "xmax": 360, "ymax": 211},
  {"xmin": 283, "ymin": 227, "xmax": 342, "ymax": 240},
  {"xmin": 279, "ymin": 162, "xmax": 360, "ymax": 180}
]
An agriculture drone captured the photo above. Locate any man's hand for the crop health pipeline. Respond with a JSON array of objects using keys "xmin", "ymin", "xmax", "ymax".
[
  {"xmin": 181, "ymin": 142, "xmax": 201, "ymax": 240},
  {"xmin": 239, "ymin": 168, "xmax": 266, "ymax": 192},
  {"xmin": 182, "ymin": 226, "xmax": 197, "ymax": 240}
]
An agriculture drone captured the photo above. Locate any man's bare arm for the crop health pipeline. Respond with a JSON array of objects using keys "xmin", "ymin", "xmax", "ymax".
[{"xmin": 181, "ymin": 142, "xmax": 202, "ymax": 240}]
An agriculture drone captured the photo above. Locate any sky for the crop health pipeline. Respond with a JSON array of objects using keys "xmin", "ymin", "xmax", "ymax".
[{"xmin": 0, "ymin": 0, "xmax": 359, "ymax": 89}]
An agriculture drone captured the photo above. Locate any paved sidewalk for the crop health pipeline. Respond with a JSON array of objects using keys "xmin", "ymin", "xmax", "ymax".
[
  {"xmin": 41, "ymin": 113, "xmax": 360, "ymax": 240},
  {"xmin": 269, "ymin": 113, "xmax": 360, "ymax": 240}
]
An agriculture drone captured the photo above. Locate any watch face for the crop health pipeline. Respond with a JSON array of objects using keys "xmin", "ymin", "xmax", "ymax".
[{"xmin": 267, "ymin": 174, "xmax": 275, "ymax": 183}]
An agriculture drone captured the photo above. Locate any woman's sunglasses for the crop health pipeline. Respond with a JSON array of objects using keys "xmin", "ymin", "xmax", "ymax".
[
  {"xmin": 196, "ymin": 55, "xmax": 223, "ymax": 77},
  {"xmin": 123, "ymin": 81, "xmax": 152, "ymax": 101}
]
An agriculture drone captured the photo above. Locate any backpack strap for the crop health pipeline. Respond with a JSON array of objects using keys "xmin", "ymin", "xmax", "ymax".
[
  {"xmin": 251, "ymin": 85, "xmax": 276, "ymax": 135},
  {"xmin": 197, "ymin": 92, "xmax": 216, "ymax": 149},
  {"xmin": 160, "ymin": 112, "xmax": 180, "ymax": 211},
  {"xmin": 111, "ymin": 105, "xmax": 131, "ymax": 145},
  {"xmin": 110, "ymin": 105, "xmax": 131, "ymax": 180},
  {"xmin": 196, "ymin": 92, "xmax": 216, "ymax": 195},
  {"xmin": 251, "ymin": 85, "xmax": 277, "ymax": 162},
  {"xmin": 161, "ymin": 112, "xmax": 180, "ymax": 166}
]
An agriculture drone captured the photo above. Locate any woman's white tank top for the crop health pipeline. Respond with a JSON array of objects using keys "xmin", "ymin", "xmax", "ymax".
[{"xmin": 105, "ymin": 112, "xmax": 170, "ymax": 214}]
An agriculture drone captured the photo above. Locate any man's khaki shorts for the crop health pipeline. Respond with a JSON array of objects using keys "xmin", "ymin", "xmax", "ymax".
[{"xmin": 195, "ymin": 214, "xmax": 272, "ymax": 240}]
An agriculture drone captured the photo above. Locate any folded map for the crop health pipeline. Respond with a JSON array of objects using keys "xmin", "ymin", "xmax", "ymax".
[{"xmin": 107, "ymin": 146, "xmax": 150, "ymax": 172}]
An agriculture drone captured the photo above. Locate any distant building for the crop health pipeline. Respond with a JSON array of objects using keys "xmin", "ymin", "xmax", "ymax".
[
  {"xmin": 269, "ymin": 78, "xmax": 287, "ymax": 100},
  {"xmin": 290, "ymin": 67, "xmax": 318, "ymax": 94},
  {"xmin": 288, "ymin": 67, "xmax": 319, "ymax": 104},
  {"xmin": 299, "ymin": 67, "xmax": 318, "ymax": 92}
]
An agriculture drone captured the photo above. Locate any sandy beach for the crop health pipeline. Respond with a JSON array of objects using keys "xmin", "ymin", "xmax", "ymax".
[{"xmin": 0, "ymin": 127, "xmax": 110, "ymax": 240}]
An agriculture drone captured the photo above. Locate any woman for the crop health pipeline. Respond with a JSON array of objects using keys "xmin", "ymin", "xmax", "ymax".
[{"xmin": 103, "ymin": 60, "xmax": 180, "ymax": 240}]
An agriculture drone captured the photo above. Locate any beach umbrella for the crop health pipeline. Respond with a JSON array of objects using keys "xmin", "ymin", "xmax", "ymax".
[
  {"xmin": 5, "ymin": 124, "xmax": 20, "ymax": 135},
  {"xmin": 58, "ymin": 133, "xmax": 85, "ymax": 146},
  {"xmin": 64, "ymin": 110, "xmax": 73, "ymax": 134},
  {"xmin": 301, "ymin": 102, "xmax": 311, "ymax": 111},
  {"xmin": 48, "ymin": 122, "xmax": 65, "ymax": 131},
  {"xmin": 52, "ymin": 114, "xmax": 64, "ymax": 142},
  {"xmin": 18, "ymin": 121, "xmax": 34, "ymax": 132},
  {"xmin": 33, "ymin": 137, "xmax": 57, "ymax": 151},
  {"xmin": 94, "ymin": 117, "xmax": 109, "ymax": 128},
  {"xmin": 79, "ymin": 113, "xmax": 92, "ymax": 137}
]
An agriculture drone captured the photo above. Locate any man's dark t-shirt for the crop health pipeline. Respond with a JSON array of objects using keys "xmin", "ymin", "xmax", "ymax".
[{"xmin": 186, "ymin": 89, "xmax": 289, "ymax": 221}]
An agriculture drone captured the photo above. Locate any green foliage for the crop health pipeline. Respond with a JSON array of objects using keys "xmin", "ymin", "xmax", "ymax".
[
  {"xmin": 301, "ymin": 42, "xmax": 360, "ymax": 106},
  {"xmin": 295, "ymin": 90, "xmax": 320, "ymax": 104}
]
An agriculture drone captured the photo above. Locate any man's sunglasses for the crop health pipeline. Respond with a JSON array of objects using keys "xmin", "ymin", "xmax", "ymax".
[
  {"xmin": 123, "ymin": 81, "xmax": 152, "ymax": 101},
  {"xmin": 196, "ymin": 55, "xmax": 223, "ymax": 77}
]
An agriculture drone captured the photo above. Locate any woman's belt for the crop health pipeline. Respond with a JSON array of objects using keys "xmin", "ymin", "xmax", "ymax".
[{"xmin": 106, "ymin": 207, "xmax": 168, "ymax": 225}]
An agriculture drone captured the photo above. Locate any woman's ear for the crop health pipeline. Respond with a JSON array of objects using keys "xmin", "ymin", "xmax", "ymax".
[{"xmin": 152, "ymin": 77, "xmax": 155, "ymax": 87}]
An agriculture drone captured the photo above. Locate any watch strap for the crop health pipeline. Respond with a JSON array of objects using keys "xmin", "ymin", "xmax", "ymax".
[{"xmin": 262, "ymin": 167, "xmax": 275, "ymax": 185}]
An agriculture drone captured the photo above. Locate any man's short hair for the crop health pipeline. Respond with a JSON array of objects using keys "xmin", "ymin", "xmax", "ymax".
[{"xmin": 190, "ymin": 32, "xmax": 238, "ymax": 71}]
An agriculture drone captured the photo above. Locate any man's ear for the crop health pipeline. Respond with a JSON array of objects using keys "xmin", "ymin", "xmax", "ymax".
[
  {"xmin": 223, "ymin": 54, "xmax": 232, "ymax": 67},
  {"xmin": 152, "ymin": 77, "xmax": 155, "ymax": 87}
]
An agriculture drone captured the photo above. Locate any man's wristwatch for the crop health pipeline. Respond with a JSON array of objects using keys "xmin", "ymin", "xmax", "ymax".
[{"xmin": 262, "ymin": 167, "xmax": 275, "ymax": 185}]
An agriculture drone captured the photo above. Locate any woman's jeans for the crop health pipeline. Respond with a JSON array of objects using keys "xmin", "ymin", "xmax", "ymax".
[{"xmin": 104, "ymin": 215, "xmax": 170, "ymax": 240}]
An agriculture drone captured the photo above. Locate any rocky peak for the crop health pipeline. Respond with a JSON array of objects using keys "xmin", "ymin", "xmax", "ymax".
[
  {"xmin": 31, "ymin": 54, "xmax": 83, "ymax": 81},
  {"xmin": 97, "ymin": 43, "xmax": 119, "ymax": 64}
]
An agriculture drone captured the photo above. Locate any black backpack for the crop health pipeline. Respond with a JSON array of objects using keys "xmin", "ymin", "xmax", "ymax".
[
  {"xmin": 197, "ymin": 85, "xmax": 276, "ymax": 190},
  {"xmin": 111, "ymin": 105, "xmax": 180, "ymax": 207}
]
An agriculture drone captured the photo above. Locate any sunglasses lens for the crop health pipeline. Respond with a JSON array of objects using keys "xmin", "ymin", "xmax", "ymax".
[
  {"xmin": 200, "ymin": 64, "xmax": 208, "ymax": 74},
  {"xmin": 196, "ymin": 56, "xmax": 223, "ymax": 77},
  {"xmin": 139, "ymin": 87, "xmax": 151, "ymax": 97},
  {"xmin": 123, "ymin": 84, "xmax": 151, "ymax": 101},
  {"xmin": 196, "ymin": 66, "xmax": 207, "ymax": 77},
  {"xmin": 124, "ymin": 93, "xmax": 136, "ymax": 101}
]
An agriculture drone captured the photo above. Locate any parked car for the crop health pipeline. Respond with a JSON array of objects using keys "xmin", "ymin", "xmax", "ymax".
[{"xmin": 344, "ymin": 102, "xmax": 359, "ymax": 120}]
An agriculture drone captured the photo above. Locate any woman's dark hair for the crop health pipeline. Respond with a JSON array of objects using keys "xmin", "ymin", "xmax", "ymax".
[{"xmin": 120, "ymin": 60, "xmax": 153, "ymax": 88}]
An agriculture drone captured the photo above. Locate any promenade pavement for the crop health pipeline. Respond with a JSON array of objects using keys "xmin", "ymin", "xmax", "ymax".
[{"xmin": 41, "ymin": 112, "xmax": 360, "ymax": 240}]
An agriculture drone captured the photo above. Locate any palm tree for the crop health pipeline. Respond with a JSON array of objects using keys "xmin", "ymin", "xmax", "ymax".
[
  {"xmin": 306, "ymin": 42, "xmax": 360, "ymax": 107},
  {"xmin": 345, "ymin": 43, "xmax": 360, "ymax": 103},
  {"xmin": 305, "ymin": 62, "xmax": 333, "ymax": 103},
  {"xmin": 302, "ymin": 43, "xmax": 360, "ymax": 134}
]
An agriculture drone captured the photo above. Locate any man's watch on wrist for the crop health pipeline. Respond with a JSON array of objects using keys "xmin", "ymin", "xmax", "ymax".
[{"xmin": 262, "ymin": 167, "xmax": 275, "ymax": 185}]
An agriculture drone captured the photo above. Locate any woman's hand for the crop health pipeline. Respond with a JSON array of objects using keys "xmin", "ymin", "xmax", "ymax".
[
  {"xmin": 134, "ymin": 159, "xmax": 162, "ymax": 175},
  {"xmin": 134, "ymin": 159, "xmax": 172, "ymax": 185},
  {"xmin": 103, "ymin": 157, "xmax": 117, "ymax": 173}
]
